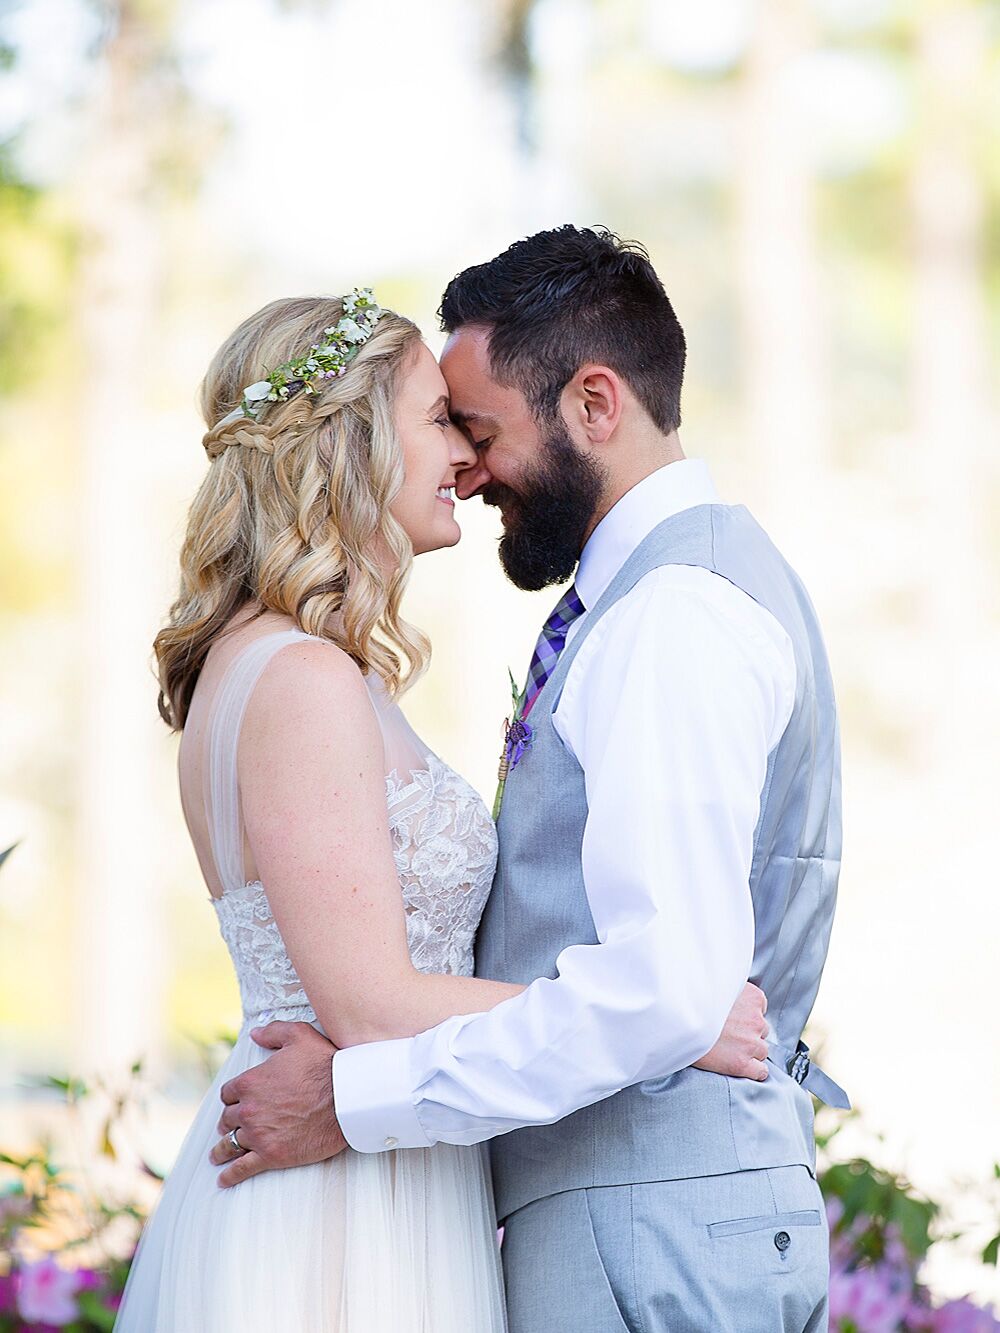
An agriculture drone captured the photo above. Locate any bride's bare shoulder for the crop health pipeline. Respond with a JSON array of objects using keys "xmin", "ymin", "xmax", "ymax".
[{"xmin": 242, "ymin": 635, "xmax": 376, "ymax": 740}]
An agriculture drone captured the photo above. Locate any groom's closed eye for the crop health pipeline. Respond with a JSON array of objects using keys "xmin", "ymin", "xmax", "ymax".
[{"xmin": 452, "ymin": 411, "xmax": 499, "ymax": 449}]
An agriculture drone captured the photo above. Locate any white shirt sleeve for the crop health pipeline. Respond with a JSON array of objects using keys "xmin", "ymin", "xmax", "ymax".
[{"xmin": 332, "ymin": 566, "xmax": 796, "ymax": 1152}]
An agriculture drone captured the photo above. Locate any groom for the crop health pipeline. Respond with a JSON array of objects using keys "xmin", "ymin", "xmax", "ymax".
[{"xmin": 211, "ymin": 227, "xmax": 848, "ymax": 1331}]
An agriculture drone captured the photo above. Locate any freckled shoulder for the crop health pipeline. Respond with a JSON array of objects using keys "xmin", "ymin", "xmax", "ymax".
[{"xmin": 240, "ymin": 637, "xmax": 378, "ymax": 744}]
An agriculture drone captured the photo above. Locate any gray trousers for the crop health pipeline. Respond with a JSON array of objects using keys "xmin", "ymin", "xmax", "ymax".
[{"xmin": 501, "ymin": 1164, "xmax": 829, "ymax": 1333}]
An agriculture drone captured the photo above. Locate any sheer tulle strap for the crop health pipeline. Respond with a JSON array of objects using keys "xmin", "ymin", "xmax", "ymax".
[{"xmin": 204, "ymin": 629, "xmax": 315, "ymax": 895}]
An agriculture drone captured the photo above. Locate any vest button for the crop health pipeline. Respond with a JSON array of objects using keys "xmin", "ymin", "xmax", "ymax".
[
  {"xmin": 774, "ymin": 1230, "xmax": 791, "ymax": 1252},
  {"xmin": 384, "ymin": 1136, "xmax": 398, "ymax": 1149}
]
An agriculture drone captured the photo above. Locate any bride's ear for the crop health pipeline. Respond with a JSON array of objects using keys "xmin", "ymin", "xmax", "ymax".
[{"xmin": 559, "ymin": 365, "xmax": 623, "ymax": 448}]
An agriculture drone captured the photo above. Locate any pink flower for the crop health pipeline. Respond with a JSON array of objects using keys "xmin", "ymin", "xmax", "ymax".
[
  {"xmin": 829, "ymin": 1262, "xmax": 912, "ymax": 1332},
  {"xmin": 930, "ymin": 1299, "xmax": 1000, "ymax": 1332},
  {"xmin": 15, "ymin": 1256, "xmax": 82, "ymax": 1326}
]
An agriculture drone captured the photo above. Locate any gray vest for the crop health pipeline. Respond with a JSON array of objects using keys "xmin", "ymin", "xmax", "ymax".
[{"xmin": 475, "ymin": 503, "xmax": 847, "ymax": 1222}]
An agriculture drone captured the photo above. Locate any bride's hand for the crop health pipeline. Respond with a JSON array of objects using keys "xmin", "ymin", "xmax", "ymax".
[
  {"xmin": 209, "ymin": 1021, "xmax": 348, "ymax": 1187},
  {"xmin": 693, "ymin": 982, "xmax": 770, "ymax": 1081}
]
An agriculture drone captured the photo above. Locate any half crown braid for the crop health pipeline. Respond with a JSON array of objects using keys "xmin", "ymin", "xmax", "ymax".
[{"xmin": 214, "ymin": 288, "xmax": 385, "ymax": 430}]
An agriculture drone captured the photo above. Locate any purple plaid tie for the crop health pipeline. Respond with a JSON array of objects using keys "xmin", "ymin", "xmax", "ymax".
[{"xmin": 520, "ymin": 585, "xmax": 587, "ymax": 720}]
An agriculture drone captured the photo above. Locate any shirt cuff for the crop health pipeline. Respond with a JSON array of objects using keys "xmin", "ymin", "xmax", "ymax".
[{"xmin": 332, "ymin": 1038, "xmax": 433, "ymax": 1153}]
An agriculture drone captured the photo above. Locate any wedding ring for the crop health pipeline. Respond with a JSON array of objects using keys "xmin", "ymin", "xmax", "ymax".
[{"xmin": 227, "ymin": 1128, "xmax": 247, "ymax": 1155}]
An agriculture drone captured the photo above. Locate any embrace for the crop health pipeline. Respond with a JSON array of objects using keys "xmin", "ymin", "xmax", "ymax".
[{"xmin": 115, "ymin": 226, "xmax": 848, "ymax": 1332}]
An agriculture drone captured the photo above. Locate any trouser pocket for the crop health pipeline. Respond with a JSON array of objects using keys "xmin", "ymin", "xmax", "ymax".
[{"xmin": 708, "ymin": 1208, "xmax": 822, "ymax": 1238}]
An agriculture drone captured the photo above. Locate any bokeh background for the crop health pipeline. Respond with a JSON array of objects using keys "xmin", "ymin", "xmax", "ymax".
[{"xmin": 0, "ymin": 0, "xmax": 998, "ymax": 1308}]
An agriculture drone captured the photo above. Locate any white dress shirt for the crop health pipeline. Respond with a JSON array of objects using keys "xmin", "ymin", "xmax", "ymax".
[{"xmin": 332, "ymin": 459, "xmax": 796, "ymax": 1152}]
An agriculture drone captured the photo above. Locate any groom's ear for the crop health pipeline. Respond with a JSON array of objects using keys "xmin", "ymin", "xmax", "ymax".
[{"xmin": 559, "ymin": 364, "xmax": 623, "ymax": 448}]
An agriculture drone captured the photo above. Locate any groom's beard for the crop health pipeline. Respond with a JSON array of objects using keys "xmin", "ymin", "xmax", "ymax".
[{"xmin": 482, "ymin": 422, "xmax": 605, "ymax": 592}]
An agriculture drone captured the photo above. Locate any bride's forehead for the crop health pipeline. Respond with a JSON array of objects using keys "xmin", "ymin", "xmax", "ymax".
[{"xmin": 399, "ymin": 342, "xmax": 448, "ymax": 398}]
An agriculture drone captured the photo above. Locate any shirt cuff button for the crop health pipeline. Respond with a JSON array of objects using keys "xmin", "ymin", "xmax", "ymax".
[{"xmin": 384, "ymin": 1136, "xmax": 398, "ymax": 1149}]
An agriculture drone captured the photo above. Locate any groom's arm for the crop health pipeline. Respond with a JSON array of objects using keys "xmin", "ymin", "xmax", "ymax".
[{"xmin": 332, "ymin": 566, "xmax": 795, "ymax": 1152}]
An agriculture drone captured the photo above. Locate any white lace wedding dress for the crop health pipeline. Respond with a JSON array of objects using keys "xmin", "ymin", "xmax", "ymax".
[{"xmin": 114, "ymin": 629, "xmax": 506, "ymax": 1332}]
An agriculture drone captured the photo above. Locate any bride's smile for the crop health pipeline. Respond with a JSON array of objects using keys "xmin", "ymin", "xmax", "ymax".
[{"xmin": 389, "ymin": 340, "xmax": 475, "ymax": 557}]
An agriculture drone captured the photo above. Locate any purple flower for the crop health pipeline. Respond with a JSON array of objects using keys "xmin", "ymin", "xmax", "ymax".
[
  {"xmin": 15, "ymin": 1256, "xmax": 82, "ymax": 1326},
  {"xmin": 829, "ymin": 1262, "xmax": 912, "ymax": 1332},
  {"xmin": 503, "ymin": 717, "xmax": 533, "ymax": 771},
  {"xmin": 0, "ymin": 1270, "xmax": 16, "ymax": 1312},
  {"xmin": 906, "ymin": 1289, "xmax": 937, "ymax": 1330},
  {"xmin": 930, "ymin": 1299, "xmax": 1000, "ymax": 1332}
]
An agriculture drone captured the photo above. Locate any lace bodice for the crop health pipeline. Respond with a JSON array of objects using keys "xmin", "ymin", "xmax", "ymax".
[{"xmin": 205, "ymin": 631, "xmax": 498, "ymax": 1022}]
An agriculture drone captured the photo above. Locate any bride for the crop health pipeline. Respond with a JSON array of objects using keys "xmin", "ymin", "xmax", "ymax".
[{"xmin": 114, "ymin": 290, "xmax": 765, "ymax": 1332}]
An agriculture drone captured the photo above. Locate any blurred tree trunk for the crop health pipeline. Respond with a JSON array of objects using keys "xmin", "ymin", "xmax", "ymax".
[
  {"xmin": 735, "ymin": 0, "xmax": 828, "ymax": 530},
  {"xmin": 911, "ymin": 0, "xmax": 991, "ymax": 635},
  {"xmin": 73, "ymin": 1, "xmax": 179, "ymax": 1076},
  {"xmin": 909, "ymin": 2, "xmax": 993, "ymax": 839},
  {"xmin": 496, "ymin": 0, "xmax": 537, "ymax": 149}
]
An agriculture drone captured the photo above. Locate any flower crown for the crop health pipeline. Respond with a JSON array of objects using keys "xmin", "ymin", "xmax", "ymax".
[{"xmin": 219, "ymin": 288, "xmax": 385, "ymax": 427}]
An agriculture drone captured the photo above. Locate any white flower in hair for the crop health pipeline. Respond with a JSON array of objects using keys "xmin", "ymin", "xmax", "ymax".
[
  {"xmin": 221, "ymin": 288, "xmax": 386, "ymax": 425},
  {"xmin": 336, "ymin": 316, "xmax": 366, "ymax": 343}
]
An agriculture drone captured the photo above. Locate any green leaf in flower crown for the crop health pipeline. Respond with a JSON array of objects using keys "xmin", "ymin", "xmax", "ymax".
[{"xmin": 983, "ymin": 1232, "xmax": 1000, "ymax": 1266}]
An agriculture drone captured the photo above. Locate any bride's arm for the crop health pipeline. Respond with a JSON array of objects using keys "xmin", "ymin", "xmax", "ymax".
[{"xmin": 238, "ymin": 640, "xmax": 525, "ymax": 1048}]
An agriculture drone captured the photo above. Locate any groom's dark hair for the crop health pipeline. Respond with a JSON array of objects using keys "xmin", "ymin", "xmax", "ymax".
[{"xmin": 439, "ymin": 225, "xmax": 686, "ymax": 433}]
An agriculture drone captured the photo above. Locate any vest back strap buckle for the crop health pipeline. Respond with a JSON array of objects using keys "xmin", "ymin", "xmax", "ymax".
[
  {"xmin": 787, "ymin": 1041, "xmax": 811, "ymax": 1084},
  {"xmin": 766, "ymin": 1037, "xmax": 852, "ymax": 1110}
]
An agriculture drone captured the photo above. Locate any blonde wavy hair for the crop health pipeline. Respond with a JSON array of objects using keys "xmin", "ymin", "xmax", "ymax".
[{"xmin": 155, "ymin": 295, "xmax": 428, "ymax": 730}]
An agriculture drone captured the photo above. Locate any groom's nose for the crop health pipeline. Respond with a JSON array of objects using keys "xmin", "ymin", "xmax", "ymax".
[{"xmin": 455, "ymin": 455, "xmax": 493, "ymax": 500}]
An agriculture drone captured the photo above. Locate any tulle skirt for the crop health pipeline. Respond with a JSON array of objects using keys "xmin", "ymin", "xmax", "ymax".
[{"xmin": 114, "ymin": 1017, "xmax": 507, "ymax": 1332}]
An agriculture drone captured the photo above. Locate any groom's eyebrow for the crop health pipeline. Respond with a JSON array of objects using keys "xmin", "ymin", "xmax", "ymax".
[{"xmin": 451, "ymin": 409, "xmax": 498, "ymax": 428}]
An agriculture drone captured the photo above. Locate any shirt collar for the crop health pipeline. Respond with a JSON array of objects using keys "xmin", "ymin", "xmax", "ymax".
[{"xmin": 575, "ymin": 459, "xmax": 721, "ymax": 610}]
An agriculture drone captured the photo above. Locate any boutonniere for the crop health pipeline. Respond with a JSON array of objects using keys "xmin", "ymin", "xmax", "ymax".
[{"xmin": 492, "ymin": 669, "xmax": 532, "ymax": 819}]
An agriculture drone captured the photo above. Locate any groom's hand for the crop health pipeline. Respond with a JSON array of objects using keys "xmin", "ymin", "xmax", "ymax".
[
  {"xmin": 693, "ymin": 982, "xmax": 770, "ymax": 1081},
  {"xmin": 210, "ymin": 1021, "xmax": 348, "ymax": 1188}
]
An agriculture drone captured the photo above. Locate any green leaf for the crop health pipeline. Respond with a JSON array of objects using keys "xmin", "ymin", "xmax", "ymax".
[
  {"xmin": 890, "ymin": 1191, "xmax": 936, "ymax": 1261},
  {"xmin": 983, "ymin": 1232, "xmax": 1000, "ymax": 1267},
  {"xmin": 0, "ymin": 1149, "xmax": 33, "ymax": 1169},
  {"xmin": 27, "ymin": 1073, "xmax": 90, "ymax": 1101},
  {"xmin": 77, "ymin": 1288, "xmax": 118, "ymax": 1330}
]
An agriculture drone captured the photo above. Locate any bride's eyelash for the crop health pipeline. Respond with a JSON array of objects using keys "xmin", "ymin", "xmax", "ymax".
[{"xmin": 434, "ymin": 414, "xmax": 452, "ymax": 430}]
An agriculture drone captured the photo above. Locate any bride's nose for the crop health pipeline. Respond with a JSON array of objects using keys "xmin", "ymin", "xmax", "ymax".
[{"xmin": 450, "ymin": 429, "xmax": 477, "ymax": 471}]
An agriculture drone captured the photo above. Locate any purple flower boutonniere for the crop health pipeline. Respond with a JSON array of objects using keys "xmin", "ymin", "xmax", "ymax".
[
  {"xmin": 492, "ymin": 670, "xmax": 533, "ymax": 819},
  {"xmin": 500, "ymin": 715, "xmax": 533, "ymax": 779}
]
